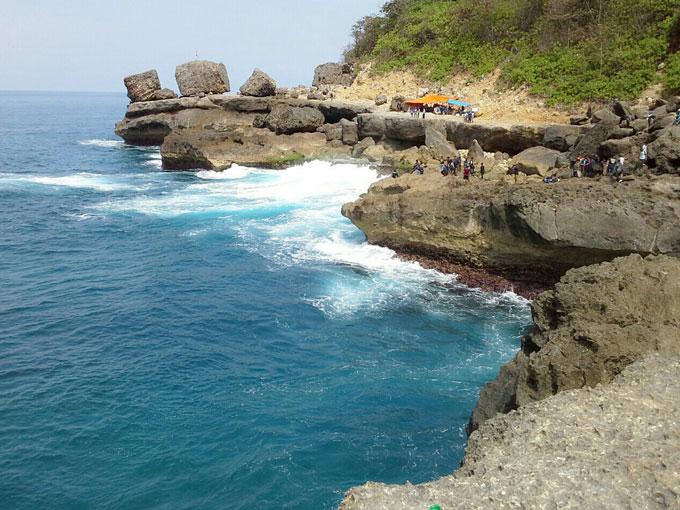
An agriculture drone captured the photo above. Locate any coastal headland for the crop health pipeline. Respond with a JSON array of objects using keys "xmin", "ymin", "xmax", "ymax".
[{"xmin": 115, "ymin": 60, "xmax": 680, "ymax": 509}]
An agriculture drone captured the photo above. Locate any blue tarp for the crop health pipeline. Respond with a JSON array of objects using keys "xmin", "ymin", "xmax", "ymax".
[{"xmin": 447, "ymin": 99, "xmax": 471, "ymax": 107}]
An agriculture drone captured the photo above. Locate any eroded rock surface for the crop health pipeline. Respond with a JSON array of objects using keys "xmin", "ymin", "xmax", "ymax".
[
  {"xmin": 340, "ymin": 353, "xmax": 680, "ymax": 510},
  {"xmin": 240, "ymin": 68, "xmax": 276, "ymax": 97},
  {"xmin": 469, "ymin": 253, "xmax": 680, "ymax": 432},
  {"xmin": 175, "ymin": 60, "xmax": 230, "ymax": 96},
  {"xmin": 341, "ymin": 175, "xmax": 680, "ymax": 287},
  {"xmin": 124, "ymin": 70, "xmax": 161, "ymax": 103}
]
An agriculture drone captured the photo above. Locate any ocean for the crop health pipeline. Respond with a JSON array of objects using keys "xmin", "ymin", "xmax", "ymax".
[{"xmin": 0, "ymin": 91, "xmax": 531, "ymax": 509}]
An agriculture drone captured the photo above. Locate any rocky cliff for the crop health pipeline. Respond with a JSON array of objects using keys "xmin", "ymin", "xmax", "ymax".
[
  {"xmin": 341, "ymin": 174, "xmax": 680, "ymax": 290},
  {"xmin": 340, "ymin": 254, "xmax": 680, "ymax": 510},
  {"xmin": 340, "ymin": 354, "xmax": 680, "ymax": 510}
]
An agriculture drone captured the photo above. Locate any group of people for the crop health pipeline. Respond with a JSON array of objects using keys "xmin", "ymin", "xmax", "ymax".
[
  {"xmin": 573, "ymin": 143, "xmax": 650, "ymax": 181},
  {"xmin": 392, "ymin": 157, "xmax": 486, "ymax": 183},
  {"xmin": 406, "ymin": 105, "xmax": 475, "ymax": 121}
]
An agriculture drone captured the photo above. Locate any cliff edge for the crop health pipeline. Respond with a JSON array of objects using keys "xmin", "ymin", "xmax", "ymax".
[{"xmin": 340, "ymin": 254, "xmax": 680, "ymax": 510}]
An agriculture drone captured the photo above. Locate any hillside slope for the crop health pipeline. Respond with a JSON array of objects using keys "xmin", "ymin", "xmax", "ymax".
[{"xmin": 345, "ymin": 0, "xmax": 680, "ymax": 105}]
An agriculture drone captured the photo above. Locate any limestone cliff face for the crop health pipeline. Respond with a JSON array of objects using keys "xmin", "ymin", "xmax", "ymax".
[
  {"xmin": 468, "ymin": 253, "xmax": 680, "ymax": 433},
  {"xmin": 341, "ymin": 174, "xmax": 680, "ymax": 286}
]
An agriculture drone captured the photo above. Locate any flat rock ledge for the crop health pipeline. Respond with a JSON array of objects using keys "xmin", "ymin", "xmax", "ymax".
[{"xmin": 339, "ymin": 353, "xmax": 680, "ymax": 510}]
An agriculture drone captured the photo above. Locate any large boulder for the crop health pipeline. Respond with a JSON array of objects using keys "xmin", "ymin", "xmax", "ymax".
[
  {"xmin": 384, "ymin": 117, "xmax": 426, "ymax": 143},
  {"xmin": 446, "ymin": 121, "xmax": 545, "ymax": 155},
  {"xmin": 390, "ymin": 95, "xmax": 406, "ymax": 112},
  {"xmin": 175, "ymin": 60, "xmax": 230, "ymax": 97},
  {"xmin": 648, "ymin": 125, "xmax": 680, "ymax": 174},
  {"xmin": 312, "ymin": 62, "xmax": 354, "ymax": 87},
  {"xmin": 591, "ymin": 108, "xmax": 621, "ymax": 125},
  {"xmin": 264, "ymin": 104, "xmax": 325, "ymax": 135},
  {"xmin": 340, "ymin": 118, "xmax": 359, "ymax": 145},
  {"xmin": 467, "ymin": 139, "xmax": 485, "ymax": 163},
  {"xmin": 543, "ymin": 125, "xmax": 580, "ymax": 151},
  {"xmin": 612, "ymin": 100, "xmax": 633, "ymax": 119},
  {"xmin": 425, "ymin": 123, "xmax": 458, "ymax": 160},
  {"xmin": 468, "ymin": 254, "xmax": 680, "ymax": 433},
  {"xmin": 239, "ymin": 68, "xmax": 276, "ymax": 97},
  {"xmin": 357, "ymin": 114, "xmax": 387, "ymax": 139},
  {"xmin": 511, "ymin": 146, "xmax": 561, "ymax": 176},
  {"xmin": 123, "ymin": 70, "xmax": 161, "ymax": 103},
  {"xmin": 152, "ymin": 88, "xmax": 178, "ymax": 101}
]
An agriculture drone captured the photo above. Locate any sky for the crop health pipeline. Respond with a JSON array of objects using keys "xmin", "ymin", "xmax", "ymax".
[{"xmin": 0, "ymin": 0, "xmax": 385, "ymax": 93}]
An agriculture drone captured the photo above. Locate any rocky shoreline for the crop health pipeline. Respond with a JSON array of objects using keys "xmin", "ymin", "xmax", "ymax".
[
  {"xmin": 340, "ymin": 254, "xmax": 680, "ymax": 509},
  {"xmin": 114, "ymin": 60, "xmax": 680, "ymax": 509}
]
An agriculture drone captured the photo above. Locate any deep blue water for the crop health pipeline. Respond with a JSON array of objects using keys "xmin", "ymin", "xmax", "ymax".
[{"xmin": 0, "ymin": 91, "xmax": 531, "ymax": 510}]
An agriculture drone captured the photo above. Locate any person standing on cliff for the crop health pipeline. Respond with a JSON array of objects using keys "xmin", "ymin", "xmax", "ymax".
[
  {"xmin": 480, "ymin": 163, "xmax": 486, "ymax": 180},
  {"xmin": 463, "ymin": 163, "xmax": 471, "ymax": 183},
  {"xmin": 637, "ymin": 144, "xmax": 648, "ymax": 170}
]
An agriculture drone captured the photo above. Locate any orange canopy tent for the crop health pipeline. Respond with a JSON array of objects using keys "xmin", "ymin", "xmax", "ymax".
[{"xmin": 404, "ymin": 94, "xmax": 458, "ymax": 105}]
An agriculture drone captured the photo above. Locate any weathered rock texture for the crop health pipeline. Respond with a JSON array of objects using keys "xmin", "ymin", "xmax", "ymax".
[
  {"xmin": 340, "ymin": 353, "xmax": 680, "ymax": 510},
  {"xmin": 175, "ymin": 60, "xmax": 230, "ymax": 96},
  {"xmin": 469, "ymin": 253, "xmax": 680, "ymax": 433},
  {"xmin": 313, "ymin": 62, "xmax": 354, "ymax": 87},
  {"xmin": 123, "ymin": 70, "xmax": 161, "ymax": 103},
  {"xmin": 342, "ymin": 175, "xmax": 680, "ymax": 287},
  {"xmin": 239, "ymin": 68, "xmax": 276, "ymax": 97}
]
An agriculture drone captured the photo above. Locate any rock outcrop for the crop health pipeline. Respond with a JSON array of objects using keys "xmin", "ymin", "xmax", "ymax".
[
  {"xmin": 341, "ymin": 175, "xmax": 680, "ymax": 287},
  {"xmin": 313, "ymin": 62, "xmax": 354, "ymax": 87},
  {"xmin": 264, "ymin": 104, "xmax": 325, "ymax": 135},
  {"xmin": 340, "ymin": 353, "xmax": 680, "ymax": 510},
  {"xmin": 175, "ymin": 60, "xmax": 230, "ymax": 96},
  {"xmin": 239, "ymin": 68, "xmax": 276, "ymax": 97},
  {"xmin": 123, "ymin": 70, "xmax": 162, "ymax": 103},
  {"xmin": 511, "ymin": 146, "xmax": 563, "ymax": 176},
  {"xmin": 469, "ymin": 253, "xmax": 680, "ymax": 433}
]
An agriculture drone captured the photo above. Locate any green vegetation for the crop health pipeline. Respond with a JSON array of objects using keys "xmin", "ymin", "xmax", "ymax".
[{"xmin": 345, "ymin": 0, "xmax": 680, "ymax": 104}]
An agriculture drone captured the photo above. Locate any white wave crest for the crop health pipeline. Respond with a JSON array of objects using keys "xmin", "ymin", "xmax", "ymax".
[
  {"xmin": 3, "ymin": 172, "xmax": 143, "ymax": 192},
  {"xmin": 196, "ymin": 165, "xmax": 256, "ymax": 180},
  {"xmin": 77, "ymin": 139, "xmax": 125, "ymax": 148}
]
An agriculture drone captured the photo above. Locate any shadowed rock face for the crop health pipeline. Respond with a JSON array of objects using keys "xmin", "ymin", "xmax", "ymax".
[
  {"xmin": 468, "ymin": 253, "xmax": 680, "ymax": 433},
  {"xmin": 341, "ymin": 175, "xmax": 680, "ymax": 286}
]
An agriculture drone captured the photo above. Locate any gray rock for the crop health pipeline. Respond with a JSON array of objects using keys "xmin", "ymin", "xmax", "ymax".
[
  {"xmin": 209, "ymin": 95, "xmax": 271, "ymax": 113},
  {"xmin": 341, "ymin": 118, "xmax": 359, "ymax": 146},
  {"xmin": 341, "ymin": 353, "xmax": 680, "ymax": 510},
  {"xmin": 469, "ymin": 254, "xmax": 680, "ymax": 433},
  {"xmin": 425, "ymin": 123, "xmax": 458, "ymax": 159},
  {"xmin": 648, "ymin": 125, "xmax": 680, "ymax": 174},
  {"xmin": 352, "ymin": 137, "xmax": 375, "ymax": 158},
  {"xmin": 543, "ymin": 125, "xmax": 580, "ymax": 151},
  {"xmin": 384, "ymin": 117, "xmax": 426, "ymax": 143},
  {"xmin": 264, "ymin": 104, "xmax": 325, "ymax": 135},
  {"xmin": 631, "ymin": 118, "xmax": 649, "ymax": 133},
  {"xmin": 123, "ymin": 70, "xmax": 161, "ymax": 103},
  {"xmin": 652, "ymin": 104, "xmax": 668, "ymax": 118},
  {"xmin": 357, "ymin": 114, "xmax": 386, "ymax": 139},
  {"xmin": 390, "ymin": 95, "xmax": 406, "ymax": 112},
  {"xmin": 175, "ymin": 60, "xmax": 230, "ymax": 97},
  {"xmin": 323, "ymin": 122, "xmax": 342, "ymax": 142},
  {"xmin": 630, "ymin": 105, "xmax": 649, "ymax": 120},
  {"xmin": 312, "ymin": 62, "xmax": 354, "ymax": 87},
  {"xmin": 446, "ymin": 121, "xmax": 545, "ymax": 155},
  {"xmin": 151, "ymin": 88, "xmax": 178, "ymax": 101},
  {"xmin": 467, "ymin": 139, "xmax": 485, "ymax": 163},
  {"xmin": 239, "ymin": 68, "xmax": 276, "ymax": 97},
  {"xmin": 612, "ymin": 100, "xmax": 632, "ymax": 119},
  {"xmin": 307, "ymin": 91, "xmax": 327, "ymax": 101},
  {"xmin": 375, "ymin": 94, "xmax": 388, "ymax": 106},
  {"xmin": 666, "ymin": 95, "xmax": 680, "ymax": 112},
  {"xmin": 511, "ymin": 146, "xmax": 561, "ymax": 176},
  {"xmin": 650, "ymin": 113, "xmax": 676, "ymax": 132},
  {"xmin": 591, "ymin": 108, "xmax": 620, "ymax": 125},
  {"xmin": 608, "ymin": 127, "xmax": 635, "ymax": 139},
  {"xmin": 570, "ymin": 114, "xmax": 589, "ymax": 125}
]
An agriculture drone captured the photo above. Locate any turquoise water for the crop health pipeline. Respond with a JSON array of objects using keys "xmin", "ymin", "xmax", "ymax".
[{"xmin": 0, "ymin": 92, "xmax": 531, "ymax": 509}]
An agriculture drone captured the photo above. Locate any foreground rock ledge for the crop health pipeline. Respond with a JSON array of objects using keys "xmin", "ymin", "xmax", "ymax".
[{"xmin": 340, "ymin": 353, "xmax": 680, "ymax": 510}]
